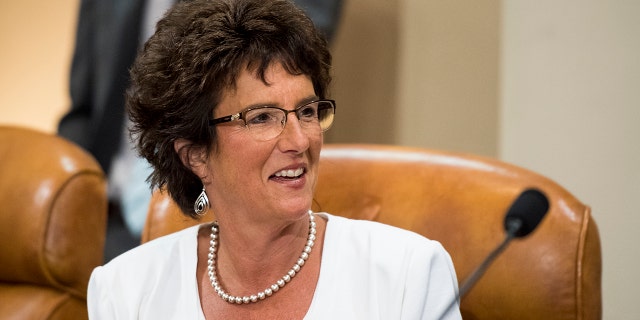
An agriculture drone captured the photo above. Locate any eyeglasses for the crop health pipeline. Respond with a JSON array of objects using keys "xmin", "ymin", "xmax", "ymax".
[{"xmin": 209, "ymin": 99, "xmax": 336, "ymax": 141}]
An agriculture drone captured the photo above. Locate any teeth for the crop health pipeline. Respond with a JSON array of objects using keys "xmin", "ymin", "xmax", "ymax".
[{"xmin": 274, "ymin": 168, "xmax": 304, "ymax": 178}]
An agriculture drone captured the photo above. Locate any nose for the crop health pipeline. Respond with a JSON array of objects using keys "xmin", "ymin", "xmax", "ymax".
[{"xmin": 277, "ymin": 112, "xmax": 310, "ymax": 152}]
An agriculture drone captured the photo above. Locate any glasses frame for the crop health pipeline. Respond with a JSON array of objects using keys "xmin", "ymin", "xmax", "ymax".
[{"xmin": 208, "ymin": 99, "xmax": 336, "ymax": 135}]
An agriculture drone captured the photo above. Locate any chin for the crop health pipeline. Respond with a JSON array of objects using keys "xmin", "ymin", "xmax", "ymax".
[{"xmin": 279, "ymin": 199, "xmax": 313, "ymax": 217}]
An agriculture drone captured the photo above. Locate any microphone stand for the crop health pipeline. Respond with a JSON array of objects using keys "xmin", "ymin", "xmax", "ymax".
[
  {"xmin": 458, "ymin": 232, "xmax": 514, "ymax": 297},
  {"xmin": 438, "ymin": 220, "xmax": 521, "ymax": 319}
]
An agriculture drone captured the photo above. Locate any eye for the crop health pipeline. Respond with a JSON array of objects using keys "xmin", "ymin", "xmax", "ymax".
[
  {"xmin": 245, "ymin": 108, "xmax": 282, "ymax": 126},
  {"xmin": 297, "ymin": 104, "xmax": 318, "ymax": 120}
]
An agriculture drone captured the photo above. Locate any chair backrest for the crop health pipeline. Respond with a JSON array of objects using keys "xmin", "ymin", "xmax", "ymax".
[
  {"xmin": 0, "ymin": 126, "xmax": 107, "ymax": 319},
  {"xmin": 142, "ymin": 143, "xmax": 602, "ymax": 320}
]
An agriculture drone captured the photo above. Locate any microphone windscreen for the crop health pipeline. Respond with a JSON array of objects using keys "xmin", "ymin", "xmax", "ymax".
[{"xmin": 503, "ymin": 188, "xmax": 549, "ymax": 237}]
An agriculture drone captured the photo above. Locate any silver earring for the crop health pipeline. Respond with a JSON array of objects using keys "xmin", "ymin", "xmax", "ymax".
[{"xmin": 194, "ymin": 187, "xmax": 210, "ymax": 216}]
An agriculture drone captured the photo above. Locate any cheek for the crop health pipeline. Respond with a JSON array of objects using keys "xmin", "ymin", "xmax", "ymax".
[
  {"xmin": 215, "ymin": 138, "xmax": 273, "ymax": 177},
  {"xmin": 307, "ymin": 134, "xmax": 323, "ymax": 174},
  {"xmin": 311, "ymin": 133, "xmax": 323, "ymax": 156}
]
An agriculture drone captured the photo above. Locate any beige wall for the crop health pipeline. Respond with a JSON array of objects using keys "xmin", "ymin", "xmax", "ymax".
[
  {"xmin": 0, "ymin": 0, "xmax": 78, "ymax": 133},
  {"xmin": 396, "ymin": 0, "xmax": 499, "ymax": 157},
  {"xmin": 326, "ymin": 0, "xmax": 400, "ymax": 144},
  {"xmin": 501, "ymin": 1, "xmax": 640, "ymax": 319},
  {"xmin": 329, "ymin": 0, "xmax": 499, "ymax": 158},
  {"xmin": 1, "ymin": 0, "xmax": 638, "ymax": 318}
]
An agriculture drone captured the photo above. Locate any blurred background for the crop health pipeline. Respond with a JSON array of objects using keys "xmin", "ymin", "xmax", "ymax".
[{"xmin": 1, "ymin": 0, "xmax": 638, "ymax": 318}]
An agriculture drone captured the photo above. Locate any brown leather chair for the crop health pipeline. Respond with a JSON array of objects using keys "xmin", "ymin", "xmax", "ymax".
[
  {"xmin": 0, "ymin": 126, "xmax": 107, "ymax": 319},
  {"xmin": 142, "ymin": 144, "xmax": 602, "ymax": 320}
]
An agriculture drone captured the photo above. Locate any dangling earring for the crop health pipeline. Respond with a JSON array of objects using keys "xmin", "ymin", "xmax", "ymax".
[{"xmin": 194, "ymin": 187, "xmax": 210, "ymax": 216}]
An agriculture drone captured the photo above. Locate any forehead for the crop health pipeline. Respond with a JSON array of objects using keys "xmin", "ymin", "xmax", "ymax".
[{"xmin": 222, "ymin": 63, "xmax": 314, "ymax": 102}]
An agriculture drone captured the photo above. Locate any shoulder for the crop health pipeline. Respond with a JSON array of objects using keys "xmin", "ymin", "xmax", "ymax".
[
  {"xmin": 87, "ymin": 225, "xmax": 203, "ymax": 317},
  {"xmin": 319, "ymin": 212, "xmax": 453, "ymax": 277},
  {"xmin": 321, "ymin": 212, "xmax": 444, "ymax": 254},
  {"xmin": 105, "ymin": 224, "xmax": 200, "ymax": 270},
  {"xmin": 310, "ymin": 213, "xmax": 460, "ymax": 318}
]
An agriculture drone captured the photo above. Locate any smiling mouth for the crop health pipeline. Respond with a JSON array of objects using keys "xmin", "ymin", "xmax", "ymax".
[{"xmin": 272, "ymin": 168, "xmax": 305, "ymax": 179}]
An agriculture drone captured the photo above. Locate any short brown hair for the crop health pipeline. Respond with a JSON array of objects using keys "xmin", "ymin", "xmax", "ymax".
[{"xmin": 127, "ymin": 0, "xmax": 332, "ymax": 216}]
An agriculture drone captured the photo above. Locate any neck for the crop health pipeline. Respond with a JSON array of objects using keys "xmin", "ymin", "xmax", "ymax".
[{"xmin": 214, "ymin": 212, "xmax": 312, "ymax": 288}]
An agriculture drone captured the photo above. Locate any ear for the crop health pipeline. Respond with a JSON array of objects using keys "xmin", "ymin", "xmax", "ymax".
[{"xmin": 174, "ymin": 138, "xmax": 210, "ymax": 182}]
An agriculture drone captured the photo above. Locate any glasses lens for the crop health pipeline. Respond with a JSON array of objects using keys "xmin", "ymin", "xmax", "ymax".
[
  {"xmin": 242, "ymin": 100, "xmax": 335, "ymax": 141},
  {"xmin": 244, "ymin": 107, "xmax": 285, "ymax": 140},
  {"xmin": 296, "ymin": 103, "xmax": 320, "ymax": 122},
  {"xmin": 317, "ymin": 101, "xmax": 335, "ymax": 131}
]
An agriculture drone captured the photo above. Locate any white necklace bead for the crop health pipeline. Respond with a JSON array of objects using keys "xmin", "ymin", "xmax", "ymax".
[{"xmin": 207, "ymin": 211, "xmax": 316, "ymax": 304}]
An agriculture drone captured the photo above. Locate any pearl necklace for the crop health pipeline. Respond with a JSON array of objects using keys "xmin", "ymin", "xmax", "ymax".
[{"xmin": 207, "ymin": 211, "xmax": 316, "ymax": 304}]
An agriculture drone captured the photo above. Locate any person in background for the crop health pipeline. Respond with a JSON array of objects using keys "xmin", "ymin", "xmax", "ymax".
[
  {"xmin": 57, "ymin": 0, "xmax": 343, "ymax": 261},
  {"xmin": 86, "ymin": 0, "xmax": 461, "ymax": 318}
]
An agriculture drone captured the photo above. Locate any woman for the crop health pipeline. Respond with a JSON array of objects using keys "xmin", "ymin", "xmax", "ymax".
[{"xmin": 87, "ymin": 0, "xmax": 461, "ymax": 319}]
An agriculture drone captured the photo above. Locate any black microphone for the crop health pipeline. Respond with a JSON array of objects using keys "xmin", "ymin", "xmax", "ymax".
[
  {"xmin": 438, "ymin": 188, "xmax": 549, "ymax": 318},
  {"xmin": 503, "ymin": 188, "xmax": 549, "ymax": 238}
]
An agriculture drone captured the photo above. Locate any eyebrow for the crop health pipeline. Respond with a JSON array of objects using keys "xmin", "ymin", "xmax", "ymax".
[{"xmin": 241, "ymin": 95, "xmax": 320, "ymax": 111}]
